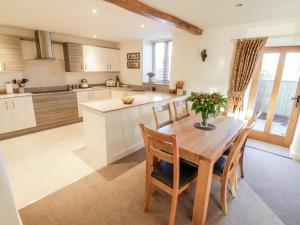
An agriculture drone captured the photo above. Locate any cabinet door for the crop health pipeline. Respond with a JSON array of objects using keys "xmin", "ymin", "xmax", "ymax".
[
  {"xmin": 92, "ymin": 89, "xmax": 110, "ymax": 100},
  {"xmin": 77, "ymin": 91, "xmax": 93, "ymax": 117},
  {"xmin": 0, "ymin": 35, "xmax": 24, "ymax": 72},
  {"xmin": 83, "ymin": 45, "xmax": 107, "ymax": 72},
  {"xmin": 107, "ymin": 48, "xmax": 120, "ymax": 71},
  {"xmin": 10, "ymin": 97, "xmax": 36, "ymax": 130},
  {"xmin": 63, "ymin": 42, "xmax": 83, "ymax": 72},
  {"xmin": 111, "ymin": 90, "xmax": 125, "ymax": 98},
  {"xmin": 0, "ymin": 99, "xmax": 14, "ymax": 134}
]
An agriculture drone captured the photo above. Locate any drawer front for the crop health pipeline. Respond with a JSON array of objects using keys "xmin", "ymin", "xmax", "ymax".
[{"xmin": 33, "ymin": 92, "xmax": 79, "ymax": 126}]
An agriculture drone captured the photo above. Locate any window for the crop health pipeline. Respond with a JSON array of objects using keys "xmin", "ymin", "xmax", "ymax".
[{"xmin": 152, "ymin": 40, "xmax": 173, "ymax": 82}]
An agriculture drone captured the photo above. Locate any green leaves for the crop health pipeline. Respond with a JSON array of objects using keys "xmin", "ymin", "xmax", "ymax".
[{"xmin": 187, "ymin": 91, "xmax": 228, "ymax": 117}]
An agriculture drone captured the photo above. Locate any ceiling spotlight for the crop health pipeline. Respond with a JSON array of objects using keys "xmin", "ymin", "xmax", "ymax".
[
  {"xmin": 141, "ymin": 24, "xmax": 145, "ymax": 28},
  {"xmin": 235, "ymin": 3, "xmax": 243, "ymax": 7},
  {"xmin": 92, "ymin": 9, "xmax": 97, "ymax": 14},
  {"xmin": 92, "ymin": 35, "xmax": 97, "ymax": 39}
]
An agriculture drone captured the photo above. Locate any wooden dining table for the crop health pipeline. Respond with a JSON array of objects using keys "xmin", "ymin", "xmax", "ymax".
[{"xmin": 158, "ymin": 114, "xmax": 245, "ymax": 225}]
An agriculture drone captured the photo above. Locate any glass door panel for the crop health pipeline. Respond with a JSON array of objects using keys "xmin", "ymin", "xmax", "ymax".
[
  {"xmin": 253, "ymin": 53, "xmax": 280, "ymax": 131},
  {"xmin": 270, "ymin": 53, "xmax": 300, "ymax": 136}
]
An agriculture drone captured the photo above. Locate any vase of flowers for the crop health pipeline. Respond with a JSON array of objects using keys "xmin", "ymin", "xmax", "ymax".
[
  {"xmin": 187, "ymin": 92, "xmax": 227, "ymax": 129},
  {"xmin": 146, "ymin": 72, "xmax": 155, "ymax": 83}
]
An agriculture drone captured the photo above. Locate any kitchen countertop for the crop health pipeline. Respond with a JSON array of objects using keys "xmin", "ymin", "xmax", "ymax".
[
  {"xmin": 80, "ymin": 92, "xmax": 182, "ymax": 113},
  {"xmin": 0, "ymin": 93, "xmax": 33, "ymax": 99},
  {"xmin": 0, "ymin": 86, "xmax": 147, "ymax": 98}
]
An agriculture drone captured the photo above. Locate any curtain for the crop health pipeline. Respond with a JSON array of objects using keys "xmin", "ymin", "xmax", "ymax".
[{"xmin": 228, "ymin": 37, "xmax": 267, "ymax": 112}]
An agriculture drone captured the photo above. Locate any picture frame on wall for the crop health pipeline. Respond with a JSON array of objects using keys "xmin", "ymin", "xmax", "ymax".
[
  {"xmin": 127, "ymin": 61, "xmax": 140, "ymax": 69},
  {"xmin": 127, "ymin": 53, "xmax": 140, "ymax": 60}
]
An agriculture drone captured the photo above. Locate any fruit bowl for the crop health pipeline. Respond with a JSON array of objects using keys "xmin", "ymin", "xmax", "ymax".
[{"xmin": 122, "ymin": 96, "xmax": 134, "ymax": 104}]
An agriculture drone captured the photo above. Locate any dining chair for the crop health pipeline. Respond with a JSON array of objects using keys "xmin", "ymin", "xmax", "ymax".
[
  {"xmin": 223, "ymin": 111, "xmax": 260, "ymax": 179},
  {"xmin": 139, "ymin": 124, "xmax": 198, "ymax": 225},
  {"xmin": 172, "ymin": 99, "xmax": 190, "ymax": 121},
  {"xmin": 213, "ymin": 127, "xmax": 252, "ymax": 214},
  {"xmin": 152, "ymin": 103, "xmax": 173, "ymax": 129}
]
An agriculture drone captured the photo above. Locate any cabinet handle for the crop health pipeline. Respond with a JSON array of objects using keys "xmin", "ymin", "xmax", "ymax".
[
  {"xmin": 4, "ymin": 63, "xmax": 6, "ymax": 70},
  {"xmin": 11, "ymin": 100, "xmax": 15, "ymax": 109},
  {"xmin": 110, "ymin": 64, "xmax": 112, "ymax": 70},
  {"xmin": 81, "ymin": 63, "xmax": 83, "ymax": 70},
  {"xmin": 5, "ymin": 101, "xmax": 9, "ymax": 110},
  {"xmin": 84, "ymin": 62, "xmax": 87, "ymax": 70}
]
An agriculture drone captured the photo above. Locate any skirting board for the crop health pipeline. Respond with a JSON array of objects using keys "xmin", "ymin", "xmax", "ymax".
[
  {"xmin": 108, "ymin": 142, "xmax": 144, "ymax": 164},
  {"xmin": 290, "ymin": 151, "xmax": 300, "ymax": 162}
]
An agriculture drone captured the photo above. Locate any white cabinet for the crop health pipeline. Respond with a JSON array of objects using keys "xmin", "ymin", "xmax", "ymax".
[
  {"xmin": 10, "ymin": 97, "xmax": 36, "ymax": 130},
  {"xmin": 0, "ymin": 96, "xmax": 36, "ymax": 134},
  {"xmin": 77, "ymin": 89, "xmax": 110, "ymax": 116},
  {"xmin": 82, "ymin": 45, "xmax": 120, "ymax": 72},
  {"xmin": 0, "ymin": 99, "xmax": 14, "ymax": 134}
]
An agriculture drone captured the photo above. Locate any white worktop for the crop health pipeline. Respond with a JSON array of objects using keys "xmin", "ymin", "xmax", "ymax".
[
  {"xmin": 0, "ymin": 93, "xmax": 33, "ymax": 99},
  {"xmin": 80, "ymin": 92, "xmax": 179, "ymax": 113}
]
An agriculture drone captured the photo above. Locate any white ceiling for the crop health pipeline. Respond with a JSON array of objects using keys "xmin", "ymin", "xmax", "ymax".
[{"xmin": 0, "ymin": 0, "xmax": 299, "ymax": 42}]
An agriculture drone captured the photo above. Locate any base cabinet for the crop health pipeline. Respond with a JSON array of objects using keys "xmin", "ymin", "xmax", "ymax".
[
  {"xmin": 77, "ymin": 89, "xmax": 110, "ymax": 116},
  {"xmin": 0, "ymin": 96, "xmax": 36, "ymax": 134}
]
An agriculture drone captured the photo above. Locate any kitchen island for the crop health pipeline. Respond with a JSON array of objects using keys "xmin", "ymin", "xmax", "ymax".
[{"xmin": 80, "ymin": 92, "xmax": 184, "ymax": 168}]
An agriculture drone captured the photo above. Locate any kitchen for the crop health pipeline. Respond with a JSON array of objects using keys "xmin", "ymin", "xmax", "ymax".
[{"xmin": 0, "ymin": 22, "xmax": 173, "ymax": 210}]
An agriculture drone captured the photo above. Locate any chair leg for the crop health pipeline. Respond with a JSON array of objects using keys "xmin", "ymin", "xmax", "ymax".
[
  {"xmin": 144, "ymin": 182, "xmax": 152, "ymax": 211},
  {"xmin": 168, "ymin": 193, "xmax": 178, "ymax": 225},
  {"xmin": 239, "ymin": 150, "xmax": 245, "ymax": 179},
  {"xmin": 220, "ymin": 180, "xmax": 228, "ymax": 214},
  {"xmin": 229, "ymin": 171, "xmax": 237, "ymax": 198}
]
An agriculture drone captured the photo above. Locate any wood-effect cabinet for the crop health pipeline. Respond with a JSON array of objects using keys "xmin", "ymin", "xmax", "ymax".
[
  {"xmin": 0, "ymin": 97, "xmax": 36, "ymax": 134},
  {"xmin": 0, "ymin": 35, "xmax": 24, "ymax": 72},
  {"xmin": 63, "ymin": 42, "xmax": 83, "ymax": 72},
  {"xmin": 33, "ymin": 92, "xmax": 79, "ymax": 127}
]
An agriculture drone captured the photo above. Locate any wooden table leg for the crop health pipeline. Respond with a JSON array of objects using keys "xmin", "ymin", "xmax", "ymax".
[{"xmin": 192, "ymin": 159, "xmax": 213, "ymax": 225}]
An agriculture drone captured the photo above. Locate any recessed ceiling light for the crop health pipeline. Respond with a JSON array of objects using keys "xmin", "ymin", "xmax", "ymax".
[
  {"xmin": 92, "ymin": 35, "xmax": 97, "ymax": 39},
  {"xmin": 235, "ymin": 3, "xmax": 243, "ymax": 7},
  {"xmin": 141, "ymin": 24, "xmax": 145, "ymax": 28},
  {"xmin": 92, "ymin": 9, "xmax": 97, "ymax": 14}
]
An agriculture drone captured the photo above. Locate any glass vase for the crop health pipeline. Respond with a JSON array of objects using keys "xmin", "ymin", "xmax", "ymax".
[{"xmin": 201, "ymin": 112, "xmax": 209, "ymax": 127}]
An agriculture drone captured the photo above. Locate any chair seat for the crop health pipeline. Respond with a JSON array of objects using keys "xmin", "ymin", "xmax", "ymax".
[
  {"xmin": 213, "ymin": 156, "xmax": 227, "ymax": 176},
  {"xmin": 152, "ymin": 159, "xmax": 198, "ymax": 188},
  {"xmin": 223, "ymin": 144, "xmax": 233, "ymax": 156}
]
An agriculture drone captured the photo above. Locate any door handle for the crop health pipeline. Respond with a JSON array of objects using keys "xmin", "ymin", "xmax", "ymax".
[
  {"xmin": 11, "ymin": 100, "xmax": 15, "ymax": 109},
  {"xmin": 5, "ymin": 101, "xmax": 9, "ymax": 110},
  {"xmin": 291, "ymin": 95, "xmax": 300, "ymax": 107}
]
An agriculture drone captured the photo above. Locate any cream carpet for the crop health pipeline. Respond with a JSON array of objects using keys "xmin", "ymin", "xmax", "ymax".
[{"xmin": 19, "ymin": 150, "xmax": 284, "ymax": 225}]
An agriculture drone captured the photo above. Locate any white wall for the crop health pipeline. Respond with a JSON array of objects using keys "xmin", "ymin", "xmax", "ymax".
[
  {"xmin": 170, "ymin": 18, "xmax": 300, "ymax": 94},
  {"xmin": 0, "ymin": 150, "xmax": 21, "ymax": 225},
  {"xmin": 119, "ymin": 40, "xmax": 143, "ymax": 85}
]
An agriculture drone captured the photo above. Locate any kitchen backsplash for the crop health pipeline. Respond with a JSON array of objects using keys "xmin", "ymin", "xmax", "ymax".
[{"xmin": 0, "ymin": 60, "xmax": 119, "ymax": 91}]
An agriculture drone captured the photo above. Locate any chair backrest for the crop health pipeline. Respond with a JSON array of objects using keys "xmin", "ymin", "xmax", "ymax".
[
  {"xmin": 173, "ymin": 99, "xmax": 190, "ymax": 121},
  {"xmin": 152, "ymin": 103, "xmax": 173, "ymax": 129},
  {"xmin": 139, "ymin": 123, "xmax": 180, "ymax": 188},
  {"xmin": 222, "ymin": 127, "xmax": 252, "ymax": 177}
]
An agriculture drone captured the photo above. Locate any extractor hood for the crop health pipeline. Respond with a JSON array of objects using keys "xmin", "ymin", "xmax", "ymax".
[{"xmin": 31, "ymin": 30, "xmax": 61, "ymax": 60}]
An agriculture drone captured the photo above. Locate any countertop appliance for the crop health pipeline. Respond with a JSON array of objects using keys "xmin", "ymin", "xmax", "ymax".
[
  {"xmin": 81, "ymin": 78, "xmax": 89, "ymax": 88},
  {"xmin": 106, "ymin": 79, "xmax": 116, "ymax": 87}
]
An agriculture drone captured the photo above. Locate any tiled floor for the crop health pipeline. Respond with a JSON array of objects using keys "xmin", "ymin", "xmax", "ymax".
[{"xmin": 0, "ymin": 123, "xmax": 101, "ymax": 209}]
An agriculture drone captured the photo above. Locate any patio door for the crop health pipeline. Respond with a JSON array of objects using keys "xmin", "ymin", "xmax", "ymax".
[{"xmin": 248, "ymin": 46, "xmax": 300, "ymax": 147}]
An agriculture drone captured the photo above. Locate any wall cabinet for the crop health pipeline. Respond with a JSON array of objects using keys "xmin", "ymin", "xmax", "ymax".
[
  {"xmin": 63, "ymin": 42, "xmax": 83, "ymax": 72},
  {"xmin": 0, "ymin": 96, "xmax": 36, "ymax": 134},
  {"xmin": 0, "ymin": 35, "xmax": 24, "ymax": 72},
  {"xmin": 77, "ymin": 89, "xmax": 110, "ymax": 116},
  {"xmin": 82, "ymin": 45, "xmax": 120, "ymax": 72}
]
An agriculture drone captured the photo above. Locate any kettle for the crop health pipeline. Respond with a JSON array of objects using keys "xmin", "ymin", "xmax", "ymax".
[{"xmin": 81, "ymin": 78, "xmax": 89, "ymax": 88}]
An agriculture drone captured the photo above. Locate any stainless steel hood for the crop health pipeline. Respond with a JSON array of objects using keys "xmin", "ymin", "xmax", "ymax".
[{"xmin": 33, "ymin": 30, "xmax": 59, "ymax": 60}]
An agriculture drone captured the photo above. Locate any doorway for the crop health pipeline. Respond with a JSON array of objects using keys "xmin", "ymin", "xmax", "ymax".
[{"xmin": 248, "ymin": 46, "xmax": 300, "ymax": 147}]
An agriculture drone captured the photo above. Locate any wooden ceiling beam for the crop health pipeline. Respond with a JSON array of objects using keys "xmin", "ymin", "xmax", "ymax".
[{"xmin": 103, "ymin": 0, "xmax": 203, "ymax": 35}]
